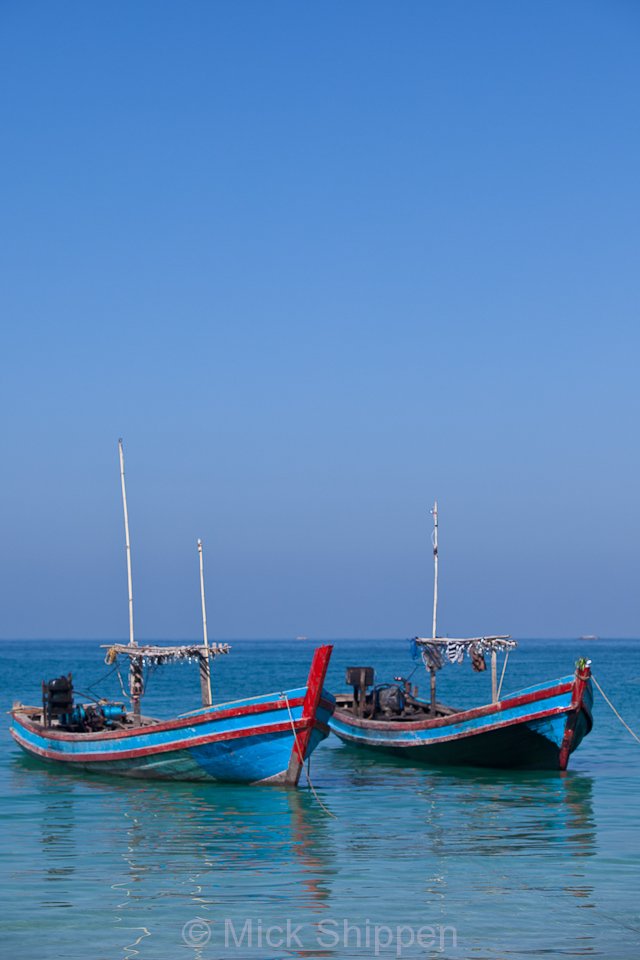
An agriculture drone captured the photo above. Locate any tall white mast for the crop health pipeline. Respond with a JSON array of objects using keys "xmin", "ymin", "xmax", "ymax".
[
  {"xmin": 118, "ymin": 439, "xmax": 142, "ymax": 720},
  {"xmin": 118, "ymin": 439, "xmax": 135, "ymax": 647},
  {"xmin": 197, "ymin": 539, "xmax": 209, "ymax": 650},
  {"xmin": 197, "ymin": 538, "xmax": 212, "ymax": 708},
  {"xmin": 431, "ymin": 500, "xmax": 439, "ymax": 639}
]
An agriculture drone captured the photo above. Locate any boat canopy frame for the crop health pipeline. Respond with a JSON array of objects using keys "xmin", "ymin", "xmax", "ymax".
[
  {"xmin": 412, "ymin": 635, "xmax": 517, "ymax": 706},
  {"xmin": 103, "ymin": 643, "xmax": 231, "ymax": 668},
  {"xmin": 413, "ymin": 635, "xmax": 516, "ymax": 670}
]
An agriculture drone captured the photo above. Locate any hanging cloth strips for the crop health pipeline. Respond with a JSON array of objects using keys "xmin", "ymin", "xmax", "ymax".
[
  {"xmin": 412, "ymin": 640, "xmax": 494, "ymax": 671},
  {"xmin": 419, "ymin": 643, "xmax": 444, "ymax": 671},
  {"xmin": 446, "ymin": 641, "xmax": 466, "ymax": 664},
  {"xmin": 411, "ymin": 636, "xmax": 515, "ymax": 673},
  {"xmin": 470, "ymin": 647, "xmax": 486, "ymax": 672}
]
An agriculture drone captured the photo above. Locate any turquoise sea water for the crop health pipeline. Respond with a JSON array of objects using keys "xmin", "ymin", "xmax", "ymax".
[{"xmin": 1, "ymin": 638, "xmax": 639, "ymax": 959}]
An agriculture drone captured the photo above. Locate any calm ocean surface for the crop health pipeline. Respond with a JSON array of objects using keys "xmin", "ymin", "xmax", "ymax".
[{"xmin": 1, "ymin": 637, "xmax": 639, "ymax": 959}]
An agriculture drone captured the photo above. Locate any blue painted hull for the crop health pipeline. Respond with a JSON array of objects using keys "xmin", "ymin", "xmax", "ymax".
[
  {"xmin": 330, "ymin": 670, "xmax": 593, "ymax": 771},
  {"xmin": 11, "ymin": 647, "xmax": 335, "ymax": 785}
]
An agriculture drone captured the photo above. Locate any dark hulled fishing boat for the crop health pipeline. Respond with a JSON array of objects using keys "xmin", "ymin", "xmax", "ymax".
[
  {"xmin": 330, "ymin": 642, "xmax": 592, "ymax": 770},
  {"xmin": 329, "ymin": 502, "xmax": 593, "ymax": 770}
]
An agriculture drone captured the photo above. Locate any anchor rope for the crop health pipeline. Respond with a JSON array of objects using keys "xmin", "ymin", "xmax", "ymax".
[
  {"xmin": 592, "ymin": 674, "xmax": 640, "ymax": 745},
  {"xmin": 281, "ymin": 693, "xmax": 336, "ymax": 819}
]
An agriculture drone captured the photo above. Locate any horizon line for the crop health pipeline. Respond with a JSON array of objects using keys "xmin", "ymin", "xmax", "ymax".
[{"xmin": 0, "ymin": 635, "xmax": 636, "ymax": 643}]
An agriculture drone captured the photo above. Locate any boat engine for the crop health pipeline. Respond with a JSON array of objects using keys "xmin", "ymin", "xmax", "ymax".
[
  {"xmin": 42, "ymin": 675, "xmax": 126, "ymax": 730},
  {"xmin": 345, "ymin": 667, "xmax": 415, "ymax": 718},
  {"xmin": 42, "ymin": 674, "xmax": 74, "ymax": 726},
  {"xmin": 58, "ymin": 702, "xmax": 126, "ymax": 731},
  {"xmin": 374, "ymin": 683, "xmax": 406, "ymax": 716}
]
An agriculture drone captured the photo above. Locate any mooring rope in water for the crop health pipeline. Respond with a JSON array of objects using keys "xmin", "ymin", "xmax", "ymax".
[
  {"xmin": 592, "ymin": 675, "xmax": 640, "ymax": 745},
  {"xmin": 281, "ymin": 693, "xmax": 337, "ymax": 819}
]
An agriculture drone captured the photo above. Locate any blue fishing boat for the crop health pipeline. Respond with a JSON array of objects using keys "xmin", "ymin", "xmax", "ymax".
[
  {"xmin": 10, "ymin": 643, "xmax": 334, "ymax": 784},
  {"xmin": 330, "ymin": 645, "xmax": 592, "ymax": 770},
  {"xmin": 330, "ymin": 502, "xmax": 593, "ymax": 770},
  {"xmin": 10, "ymin": 441, "xmax": 334, "ymax": 785}
]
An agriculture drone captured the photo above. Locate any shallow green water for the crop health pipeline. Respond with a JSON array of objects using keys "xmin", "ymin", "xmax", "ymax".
[{"xmin": 1, "ymin": 638, "xmax": 639, "ymax": 959}]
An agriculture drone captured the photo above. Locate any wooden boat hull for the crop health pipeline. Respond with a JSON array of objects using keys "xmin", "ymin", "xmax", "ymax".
[
  {"xmin": 11, "ymin": 646, "xmax": 334, "ymax": 785},
  {"xmin": 330, "ymin": 666, "xmax": 593, "ymax": 771}
]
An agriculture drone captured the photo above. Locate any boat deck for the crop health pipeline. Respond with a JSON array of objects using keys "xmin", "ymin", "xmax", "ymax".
[
  {"xmin": 12, "ymin": 706, "xmax": 160, "ymax": 735},
  {"xmin": 334, "ymin": 693, "xmax": 458, "ymax": 722}
]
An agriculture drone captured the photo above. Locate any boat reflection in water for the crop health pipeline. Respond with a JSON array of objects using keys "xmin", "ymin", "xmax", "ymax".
[
  {"xmin": 11, "ymin": 745, "xmax": 600, "ymax": 960},
  {"xmin": 324, "ymin": 743, "xmax": 596, "ymax": 956},
  {"xmin": 12, "ymin": 756, "xmax": 336, "ymax": 959}
]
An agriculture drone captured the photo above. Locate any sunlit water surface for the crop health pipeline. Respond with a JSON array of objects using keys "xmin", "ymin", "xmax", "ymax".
[{"xmin": 1, "ymin": 638, "xmax": 639, "ymax": 959}]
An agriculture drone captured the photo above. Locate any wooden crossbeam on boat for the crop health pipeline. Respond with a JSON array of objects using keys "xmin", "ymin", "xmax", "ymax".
[
  {"xmin": 413, "ymin": 636, "xmax": 516, "ymax": 701},
  {"xmin": 103, "ymin": 643, "xmax": 230, "ymax": 666},
  {"xmin": 413, "ymin": 636, "xmax": 515, "ymax": 648}
]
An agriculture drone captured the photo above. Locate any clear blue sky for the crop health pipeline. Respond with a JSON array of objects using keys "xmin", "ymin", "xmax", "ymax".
[{"xmin": 1, "ymin": 1, "xmax": 638, "ymax": 640}]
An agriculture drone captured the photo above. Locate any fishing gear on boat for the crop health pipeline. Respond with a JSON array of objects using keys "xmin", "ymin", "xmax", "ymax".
[
  {"xmin": 103, "ymin": 642, "xmax": 231, "ymax": 667},
  {"xmin": 41, "ymin": 674, "xmax": 126, "ymax": 732}
]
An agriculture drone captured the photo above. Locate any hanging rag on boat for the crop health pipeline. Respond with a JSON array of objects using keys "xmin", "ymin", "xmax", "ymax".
[
  {"xmin": 470, "ymin": 647, "xmax": 487, "ymax": 672},
  {"xmin": 446, "ymin": 641, "xmax": 466, "ymax": 664},
  {"xmin": 418, "ymin": 642, "xmax": 444, "ymax": 671}
]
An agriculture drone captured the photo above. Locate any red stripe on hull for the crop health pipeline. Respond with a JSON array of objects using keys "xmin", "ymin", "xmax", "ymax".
[
  {"xmin": 333, "ymin": 702, "xmax": 572, "ymax": 749},
  {"xmin": 335, "ymin": 680, "xmax": 574, "ymax": 734},
  {"xmin": 11, "ymin": 716, "xmax": 331, "ymax": 764},
  {"xmin": 11, "ymin": 694, "xmax": 308, "ymax": 743}
]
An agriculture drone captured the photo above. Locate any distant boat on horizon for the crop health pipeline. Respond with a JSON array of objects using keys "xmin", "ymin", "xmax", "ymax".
[{"xmin": 580, "ymin": 635, "xmax": 599, "ymax": 641}]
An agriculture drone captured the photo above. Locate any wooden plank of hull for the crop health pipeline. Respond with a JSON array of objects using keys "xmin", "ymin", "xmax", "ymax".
[{"xmin": 330, "ymin": 670, "xmax": 593, "ymax": 771}]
